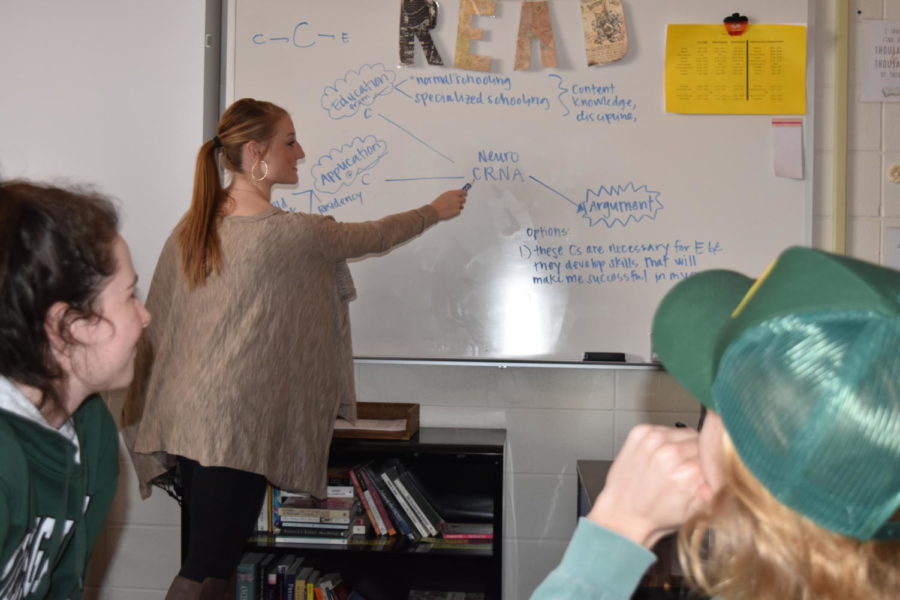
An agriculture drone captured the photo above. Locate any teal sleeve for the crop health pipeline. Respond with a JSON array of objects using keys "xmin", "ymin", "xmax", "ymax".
[{"xmin": 531, "ymin": 517, "xmax": 657, "ymax": 600}]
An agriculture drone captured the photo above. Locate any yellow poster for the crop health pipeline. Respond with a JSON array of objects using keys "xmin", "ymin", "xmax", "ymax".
[{"xmin": 665, "ymin": 24, "xmax": 807, "ymax": 114}]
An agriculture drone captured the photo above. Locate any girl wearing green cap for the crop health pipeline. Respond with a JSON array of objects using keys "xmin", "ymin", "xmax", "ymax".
[{"xmin": 533, "ymin": 247, "xmax": 899, "ymax": 599}]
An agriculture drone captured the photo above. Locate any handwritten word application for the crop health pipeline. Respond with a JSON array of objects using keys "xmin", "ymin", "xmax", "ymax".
[{"xmin": 312, "ymin": 136, "xmax": 388, "ymax": 194}]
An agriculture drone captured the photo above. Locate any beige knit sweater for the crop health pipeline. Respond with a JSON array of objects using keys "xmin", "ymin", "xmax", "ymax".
[{"xmin": 122, "ymin": 205, "xmax": 438, "ymax": 498}]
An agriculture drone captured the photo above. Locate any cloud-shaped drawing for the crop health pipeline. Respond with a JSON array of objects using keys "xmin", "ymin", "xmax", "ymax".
[
  {"xmin": 311, "ymin": 135, "xmax": 388, "ymax": 194},
  {"xmin": 577, "ymin": 183, "xmax": 663, "ymax": 228},
  {"xmin": 321, "ymin": 63, "xmax": 396, "ymax": 120}
]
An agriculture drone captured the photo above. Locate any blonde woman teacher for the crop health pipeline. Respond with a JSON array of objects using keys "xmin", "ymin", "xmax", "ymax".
[{"xmin": 122, "ymin": 98, "xmax": 467, "ymax": 599}]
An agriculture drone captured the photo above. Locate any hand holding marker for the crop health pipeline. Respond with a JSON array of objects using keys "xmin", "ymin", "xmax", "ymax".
[{"xmin": 429, "ymin": 184, "xmax": 469, "ymax": 219}]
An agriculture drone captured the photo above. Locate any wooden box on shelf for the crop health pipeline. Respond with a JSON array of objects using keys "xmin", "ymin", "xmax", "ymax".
[{"xmin": 332, "ymin": 402, "xmax": 420, "ymax": 440}]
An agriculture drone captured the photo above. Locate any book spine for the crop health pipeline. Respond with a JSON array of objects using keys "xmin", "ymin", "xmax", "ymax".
[
  {"xmin": 326, "ymin": 485, "xmax": 355, "ymax": 498},
  {"xmin": 263, "ymin": 569, "xmax": 278, "ymax": 600},
  {"xmin": 399, "ymin": 471, "xmax": 445, "ymax": 535},
  {"xmin": 348, "ymin": 468, "xmax": 384, "ymax": 536},
  {"xmin": 273, "ymin": 534, "xmax": 350, "ymax": 545},
  {"xmin": 366, "ymin": 467, "xmax": 416, "ymax": 540},
  {"xmin": 383, "ymin": 467, "xmax": 430, "ymax": 538},
  {"xmin": 235, "ymin": 560, "xmax": 257, "ymax": 600},
  {"xmin": 257, "ymin": 485, "xmax": 273, "ymax": 533},
  {"xmin": 277, "ymin": 519, "xmax": 349, "ymax": 529},
  {"xmin": 276, "ymin": 513, "xmax": 352, "ymax": 524},
  {"xmin": 307, "ymin": 570, "xmax": 319, "ymax": 600},
  {"xmin": 277, "ymin": 507, "xmax": 353, "ymax": 520},
  {"xmin": 256, "ymin": 554, "xmax": 276, "ymax": 600},
  {"xmin": 362, "ymin": 487, "xmax": 387, "ymax": 535},
  {"xmin": 393, "ymin": 472, "xmax": 438, "ymax": 536},
  {"xmin": 358, "ymin": 467, "xmax": 396, "ymax": 536},
  {"xmin": 441, "ymin": 532, "xmax": 494, "ymax": 539},
  {"xmin": 278, "ymin": 524, "xmax": 351, "ymax": 537}
]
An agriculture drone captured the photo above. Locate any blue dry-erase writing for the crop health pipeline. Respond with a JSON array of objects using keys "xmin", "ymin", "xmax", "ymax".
[{"xmin": 462, "ymin": 182, "xmax": 472, "ymax": 191}]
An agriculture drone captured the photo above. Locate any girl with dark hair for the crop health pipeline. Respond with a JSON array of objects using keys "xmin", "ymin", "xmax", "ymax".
[
  {"xmin": 0, "ymin": 180, "xmax": 151, "ymax": 599},
  {"xmin": 122, "ymin": 98, "xmax": 467, "ymax": 598}
]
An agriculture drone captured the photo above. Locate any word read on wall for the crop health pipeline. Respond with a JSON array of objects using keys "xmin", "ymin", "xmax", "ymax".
[{"xmin": 228, "ymin": 0, "xmax": 811, "ymax": 361}]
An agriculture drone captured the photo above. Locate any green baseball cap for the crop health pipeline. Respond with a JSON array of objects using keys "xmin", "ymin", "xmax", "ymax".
[{"xmin": 651, "ymin": 246, "xmax": 900, "ymax": 541}]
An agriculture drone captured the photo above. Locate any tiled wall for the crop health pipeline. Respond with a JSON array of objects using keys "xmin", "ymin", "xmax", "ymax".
[
  {"xmin": 82, "ymin": 1, "xmax": 899, "ymax": 598},
  {"xmin": 817, "ymin": 0, "xmax": 900, "ymax": 259}
]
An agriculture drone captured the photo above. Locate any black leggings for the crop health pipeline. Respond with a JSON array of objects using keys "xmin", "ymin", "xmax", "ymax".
[{"xmin": 177, "ymin": 457, "xmax": 268, "ymax": 581}]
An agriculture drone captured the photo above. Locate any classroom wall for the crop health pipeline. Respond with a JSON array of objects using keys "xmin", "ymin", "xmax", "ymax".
[{"xmin": 3, "ymin": 1, "xmax": 899, "ymax": 599}]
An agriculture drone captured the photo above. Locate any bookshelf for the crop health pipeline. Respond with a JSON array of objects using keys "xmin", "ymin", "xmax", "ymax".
[{"xmin": 242, "ymin": 427, "xmax": 506, "ymax": 599}]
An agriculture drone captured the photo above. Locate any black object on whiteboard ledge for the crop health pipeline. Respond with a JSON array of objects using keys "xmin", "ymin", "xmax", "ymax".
[{"xmin": 583, "ymin": 352, "xmax": 626, "ymax": 363}]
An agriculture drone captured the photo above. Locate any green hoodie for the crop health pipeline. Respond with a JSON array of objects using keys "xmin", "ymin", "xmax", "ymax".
[{"xmin": 0, "ymin": 378, "xmax": 118, "ymax": 599}]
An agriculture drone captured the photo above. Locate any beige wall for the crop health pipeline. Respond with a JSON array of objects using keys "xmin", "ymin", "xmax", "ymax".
[{"xmin": 4, "ymin": 1, "xmax": 895, "ymax": 599}]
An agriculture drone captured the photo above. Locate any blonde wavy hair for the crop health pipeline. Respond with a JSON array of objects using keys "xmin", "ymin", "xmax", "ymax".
[
  {"xmin": 177, "ymin": 98, "xmax": 288, "ymax": 287},
  {"xmin": 678, "ymin": 434, "xmax": 900, "ymax": 600}
]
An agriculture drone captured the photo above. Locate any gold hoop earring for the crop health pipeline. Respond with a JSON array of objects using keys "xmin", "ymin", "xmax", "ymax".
[{"xmin": 251, "ymin": 160, "xmax": 269, "ymax": 182}]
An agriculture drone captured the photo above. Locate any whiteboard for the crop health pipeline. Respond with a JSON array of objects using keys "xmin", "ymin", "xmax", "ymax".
[{"xmin": 226, "ymin": 0, "xmax": 812, "ymax": 362}]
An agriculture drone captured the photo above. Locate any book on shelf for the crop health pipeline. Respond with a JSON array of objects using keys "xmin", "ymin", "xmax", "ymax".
[
  {"xmin": 397, "ymin": 469, "xmax": 446, "ymax": 536},
  {"xmin": 285, "ymin": 514, "xmax": 369, "ymax": 537},
  {"xmin": 269, "ymin": 488, "xmax": 360, "ymax": 528},
  {"xmin": 278, "ymin": 513, "xmax": 359, "ymax": 527},
  {"xmin": 355, "ymin": 465, "xmax": 396, "ymax": 536},
  {"xmin": 317, "ymin": 572, "xmax": 350, "ymax": 600},
  {"xmin": 348, "ymin": 467, "xmax": 387, "ymax": 535},
  {"xmin": 277, "ymin": 496, "xmax": 358, "ymax": 522},
  {"xmin": 380, "ymin": 464, "xmax": 431, "ymax": 538},
  {"xmin": 306, "ymin": 570, "xmax": 320, "ymax": 600},
  {"xmin": 274, "ymin": 532, "xmax": 351, "ymax": 546},
  {"xmin": 326, "ymin": 466, "xmax": 355, "ymax": 498},
  {"xmin": 235, "ymin": 551, "xmax": 270, "ymax": 600},
  {"xmin": 440, "ymin": 522, "xmax": 493, "ymax": 540},
  {"xmin": 256, "ymin": 486, "xmax": 274, "ymax": 533},
  {"xmin": 379, "ymin": 467, "xmax": 428, "ymax": 538},
  {"xmin": 381, "ymin": 459, "xmax": 445, "ymax": 536},
  {"xmin": 413, "ymin": 537, "xmax": 493, "ymax": 552},
  {"xmin": 295, "ymin": 566, "xmax": 313, "ymax": 600},
  {"xmin": 282, "ymin": 557, "xmax": 305, "ymax": 600},
  {"xmin": 360, "ymin": 463, "xmax": 418, "ymax": 541},
  {"xmin": 264, "ymin": 554, "xmax": 295, "ymax": 600},
  {"xmin": 276, "ymin": 523, "xmax": 353, "ymax": 540},
  {"xmin": 256, "ymin": 554, "xmax": 278, "ymax": 600}
]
